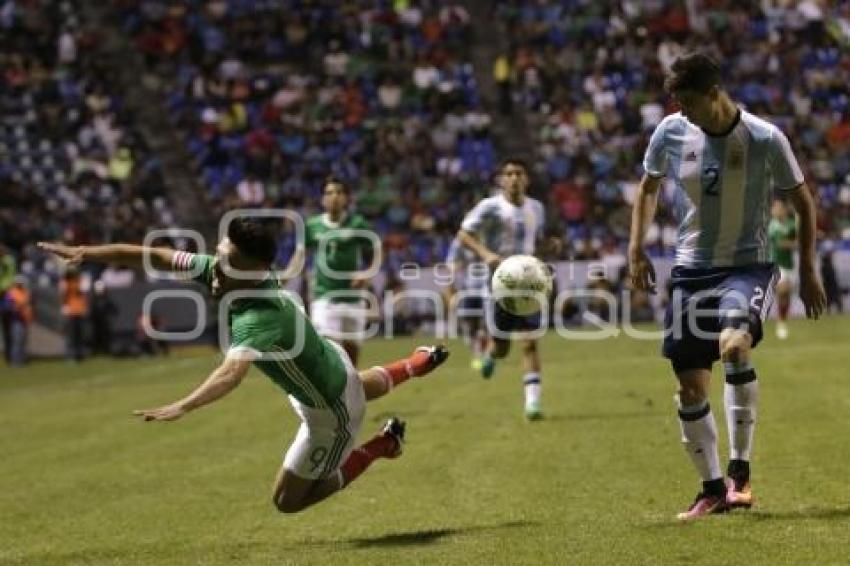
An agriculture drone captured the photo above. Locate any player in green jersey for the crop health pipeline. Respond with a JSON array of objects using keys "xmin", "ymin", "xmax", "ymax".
[
  {"xmin": 768, "ymin": 199, "xmax": 797, "ymax": 340},
  {"xmin": 285, "ymin": 178, "xmax": 376, "ymax": 366},
  {"xmin": 38, "ymin": 217, "xmax": 448, "ymax": 514}
]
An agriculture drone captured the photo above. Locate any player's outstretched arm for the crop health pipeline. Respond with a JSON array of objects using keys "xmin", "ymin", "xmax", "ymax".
[
  {"xmin": 133, "ymin": 355, "xmax": 252, "ymax": 422},
  {"xmin": 457, "ymin": 230, "xmax": 501, "ymax": 268},
  {"xmin": 37, "ymin": 242, "xmax": 177, "ymax": 272},
  {"xmin": 278, "ymin": 246, "xmax": 305, "ymax": 286},
  {"xmin": 627, "ymin": 174, "xmax": 662, "ymax": 292},
  {"xmin": 787, "ymin": 183, "xmax": 827, "ymax": 319}
]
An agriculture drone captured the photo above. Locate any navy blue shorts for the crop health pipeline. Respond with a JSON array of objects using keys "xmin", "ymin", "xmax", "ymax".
[
  {"xmin": 663, "ymin": 263, "xmax": 778, "ymax": 373},
  {"xmin": 456, "ymin": 293, "xmax": 485, "ymax": 319},
  {"xmin": 488, "ymin": 299, "xmax": 544, "ymax": 337}
]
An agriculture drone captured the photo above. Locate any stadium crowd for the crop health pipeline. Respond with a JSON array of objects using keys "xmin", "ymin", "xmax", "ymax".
[
  {"xmin": 493, "ymin": 0, "xmax": 850, "ymax": 260},
  {"xmin": 0, "ymin": 0, "xmax": 178, "ymax": 281},
  {"xmin": 119, "ymin": 0, "xmax": 495, "ymax": 269},
  {"xmin": 2, "ymin": 0, "xmax": 849, "ymax": 359}
]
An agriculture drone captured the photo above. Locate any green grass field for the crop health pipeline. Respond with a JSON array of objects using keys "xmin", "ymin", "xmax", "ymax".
[{"xmin": 3, "ymin": 317, "xmax": 850, "ymax": 565}]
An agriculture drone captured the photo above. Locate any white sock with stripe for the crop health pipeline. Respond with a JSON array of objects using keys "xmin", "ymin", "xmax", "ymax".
[
  {"xmin": 724, "ymin": 362, "xmax": 758, "ymax": 462},
  {"xmin": 523, "ymin": 372, "xmax": 541, "ymax": 408},
  {"xmin": 676, "ymin": 396, "xmax": 722, "ymax": 482}
]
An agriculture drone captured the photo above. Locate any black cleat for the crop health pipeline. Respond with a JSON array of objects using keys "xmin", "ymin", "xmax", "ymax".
[
  {"xmin": 409, "ymin": 344, "xmax": 450, "ymax": 376},
  {"xmin": 381, "ymin": 417, "xmax": 406, "ymax": 458}
]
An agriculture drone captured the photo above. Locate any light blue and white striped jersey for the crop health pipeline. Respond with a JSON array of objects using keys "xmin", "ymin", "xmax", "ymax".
[
  {"xmin": 643, "ymin": 109, "xmax": 803, "ymax": 268},
  {"xmin": 460, "ymin": 193, "xmax": 545, "ymax": 257},
  {"xmin": 445, "ymin": 236, "xmax": 488, "ymax": 292}
]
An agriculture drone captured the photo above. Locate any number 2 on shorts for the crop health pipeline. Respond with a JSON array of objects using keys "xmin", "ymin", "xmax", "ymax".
[{"xmin": 750, "ymin": 286, "xmax": 764, "ymax": 313}]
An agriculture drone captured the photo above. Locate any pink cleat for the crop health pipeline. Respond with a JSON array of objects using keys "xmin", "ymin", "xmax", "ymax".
[
  {"xmin": 726, "ymin": 477, "xmax": 754, "ymax": 509},
  {"xmin": 676, "ymin": 492, "xmax": 729, "ymax": 521}
]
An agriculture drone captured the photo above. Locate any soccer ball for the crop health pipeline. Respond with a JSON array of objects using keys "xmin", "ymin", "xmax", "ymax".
[{"xmin": 491, "ymin": 255, "xmax": 553, "ymax": 316}]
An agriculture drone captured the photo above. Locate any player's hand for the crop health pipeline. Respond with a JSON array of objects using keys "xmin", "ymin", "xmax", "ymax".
[
  {"xmin": 133, "ymin": 403, "xmax": 187, "ymax": 422},
  {"xmin": 628, "ymin": 249, "xmax": 656, "ymax": 293},
  {"xmin": 799, "ymin": 265, "xmax": 827, "ymax": 320},
  {"xmin": 37, "ymin": 242, "xmax": 85, "ymax": 266},
  {"xmin": 483, "ymin": 251, "xmax": 503, "ymax": 270},
  {"xmin": 350, "ymin": 276, "xmax": 369, "ymax": 290}
]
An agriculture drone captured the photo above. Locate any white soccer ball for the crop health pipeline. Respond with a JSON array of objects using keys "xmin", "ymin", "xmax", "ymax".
[{"xmin": 491, "ymin": 255, "xmax": 553, "ymax": 316}]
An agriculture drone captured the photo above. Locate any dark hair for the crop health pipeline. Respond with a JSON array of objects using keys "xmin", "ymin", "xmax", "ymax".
[
  {"xmin": 227, "ymin": 217, "xmax": 277, "ymax": 265},
  {"xmin": 499, "ymin": 157, "xmax": 530, "ymax": 174},
  {"xmin": 664, "ymin": 52, "xmax": 722, "ymax": 94},
  {"xmin": 324, "ymin": 175, "xmax": 351, "ymax": 195}
]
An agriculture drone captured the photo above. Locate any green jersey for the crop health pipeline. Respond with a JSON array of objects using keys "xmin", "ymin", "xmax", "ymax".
[
  {"xmin": 181, "ymin": 252, "xmax": 347, "ymax": 408},
  {"xmin": 304, "ymin": 213, "xmax": 374, "ymax": 303},
  {"xmin": 768, "ymin": 217, "xmax": 796, "ymax": 269}
]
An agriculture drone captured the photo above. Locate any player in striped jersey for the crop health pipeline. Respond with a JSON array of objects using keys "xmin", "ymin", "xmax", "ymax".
[
  {"xmin": 444, "ymin": 236, "xmax": 489, "ymax": 370},
  {"xmin": 38, "ymin": 218, "xmax": 448, "ymax": 514},
  {"xmin": 457, "ymin": 158, "xmax": 549, "ymax": 420},
  {"xmin": 628, "ymin": 53, "xmax": 826, "ymax": 520}
]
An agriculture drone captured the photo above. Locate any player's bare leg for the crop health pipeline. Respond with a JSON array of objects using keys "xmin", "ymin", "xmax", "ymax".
[
  {"xmin": 675, "ymin": 367, "xmax": 728, "ymax": 520},
  {"xmin": 719, "ymin": 327, "xmax": 757, "ymax": 509},
  {"xmin": 521, "ymin": 338, "xmax": 543, "ymax": 420},
  {"xmin": 775, "ymin": 278, "xmax": 792, "ymax": 340},
  {"xmin": 272, "ymin": 418, "xmax": 406, "ymax": 513}
]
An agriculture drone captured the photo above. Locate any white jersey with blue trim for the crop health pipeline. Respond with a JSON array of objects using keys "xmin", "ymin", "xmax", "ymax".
[
  {"xmin": 445, "ymin": 236, "xmax": 488, "ymax": 292},
  {"xmin": 460, "ymin": 193, "xmax": 545, "ymax": 258},
  {"xmin": 643, "ymin": 109, "xmax": 804, "ymax": 268}
]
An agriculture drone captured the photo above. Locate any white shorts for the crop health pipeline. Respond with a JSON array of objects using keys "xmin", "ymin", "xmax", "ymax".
[
  {"xmin": 310, "ymin": 298, "xmax": 367, "ymax": 342},
  {"xmin": 282, "ymin": 341, "xmax": 366, "ymax": 480}
]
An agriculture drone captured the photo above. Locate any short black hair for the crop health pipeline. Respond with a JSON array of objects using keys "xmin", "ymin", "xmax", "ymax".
[
  {"xmin": 324, "ymin": 175, "xmax": 351, "ymax": 195},
  {"xmin": 227, "ymin": 217, "xmax": 277, "ymax": 265},
  {"xmin": 664, "ymin": 52, "xmax": 722, "ymax": 94},
  {"xmin": 499, "ymin": 157, "xmax": 530, "ymax": 174}
]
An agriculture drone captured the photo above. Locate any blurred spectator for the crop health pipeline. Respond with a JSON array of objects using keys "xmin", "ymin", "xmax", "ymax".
[
  {"xmin": 0, "ymin": 245, "xmax": 17, "ymax": 365},
  {"xmin": 89, "ymin": 280, "xmax": 117, "ymax": 355},
  {"xmin": 493, "ymin": 53, "xmax": 513, "ymax": 115},
  {"xmin": 61, "ymin": 268, "xmax": 87, "ymax": 362},
  {"xmin": 7, "ymin": 276, "xmax": 33, "ymax": 366},
  {"xmin": 100, "ymin": 265, "xmax": 135, "ymax": 288},
  {"xmin": 136, "ymin": 313, "xmax": 169, "ymax": 357},
  {"xmin": 821, "ymin": 247, "xmax": 845, "ymax": 313}
]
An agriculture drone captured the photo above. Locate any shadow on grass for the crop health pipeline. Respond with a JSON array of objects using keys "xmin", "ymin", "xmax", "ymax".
[
  {"xmin": 748, "ymin": 506, "xmax": 850, "ymax": 522},
  {"xmin": 312, "ymin": 520, "xmax": 539, "ymax": 549},
  {"xmin": 642, "ymin": 505, "xmax": 850, "ymax": 529}
]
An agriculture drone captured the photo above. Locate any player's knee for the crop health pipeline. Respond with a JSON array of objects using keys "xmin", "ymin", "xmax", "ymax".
[
  {"xmin": 678, "ymin": 384, "xmax": 706, "ymax": 406},
  {"xmin": 719, "ymin": 329, "xmax": 751, "ymax": 363}
]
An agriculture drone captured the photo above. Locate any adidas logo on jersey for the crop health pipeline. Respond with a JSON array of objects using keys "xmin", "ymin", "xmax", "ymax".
[{"xmin": 684, "ymin": 151, "xmax": 697, "ymax": 162}]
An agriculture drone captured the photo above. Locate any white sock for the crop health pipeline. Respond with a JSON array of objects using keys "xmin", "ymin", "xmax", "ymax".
[
  {"xmin": 676, "ymin": 396, "xmax": 722, "ymax": 482},
  {"xmin": 472, "ymin": 330, "xmax": 486, "ymax": 357},
  {"xmin": 724, "ymin": 363, "xmax": 758, "ymax": 461},
  {"xmin": 523, "ymin": 372, "xmax": 541, "ymax": 407}
]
